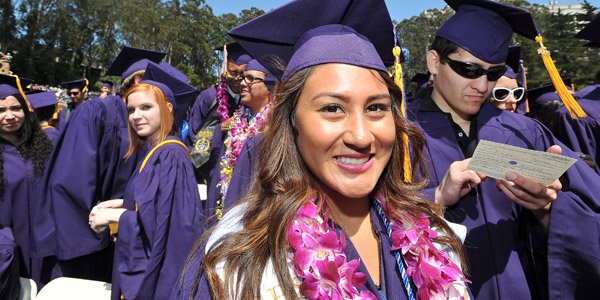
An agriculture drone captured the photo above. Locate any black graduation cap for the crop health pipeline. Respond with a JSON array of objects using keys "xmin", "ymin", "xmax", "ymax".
[
  {"xmin": 503, "ymin": 45, "xmax": 521, "ymax": 79},
  {"xmin": 61, "ymin": 79, "xmax": 88, "ymax": 92},
  {"xmin": 214, "ymin": 42, "xmax": 253, "ymax": 65},
  {"xmin": 101, "ymin": 80, "xmax": 114, "ymax": 88},
  {"xmin": 105, "ymin": 46, "xmax": 166, "ymax": 82},
  {"xmin": 575, "ymin": 15, "xmax": 600, "ymax": 47}
]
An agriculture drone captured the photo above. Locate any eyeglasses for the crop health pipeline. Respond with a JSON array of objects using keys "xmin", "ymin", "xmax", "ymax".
[
  {"xmin": 491, "ymin": 87, "xmax": 525, "ymax": 102},
  {"xmin": 242, "ymin": 74, "xmax": 265, "ymax": 84},
  {"xmin": 441, "ymin": 56, "xmax": 507, "ymax": 81},
  {"xmin": 69, "ymin": 91, "xmax": 80, "ymax": 96}
]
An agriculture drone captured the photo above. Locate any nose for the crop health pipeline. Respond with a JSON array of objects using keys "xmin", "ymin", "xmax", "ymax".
[
  {"xmin": 343, "ymin": 111, "xmax": 374, "ymax": 151},
  {"xmin": 240, "ymin": 78, "xmax": 249, "ymax": 88},
  {"xmin": 506, "ymin": 93, "xmax": 517, "ymax": 104},
  {"xmin": 132, "ymin": 109, "xmax": 141, "ymax": 119},
  {"xmin": 471, "ymin": 75, "xmax": 489, "ymax": 94}
]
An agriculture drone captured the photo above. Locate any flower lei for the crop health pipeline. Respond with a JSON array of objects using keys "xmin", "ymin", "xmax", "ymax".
[
  {"xmin": 216, "ymin": 101, "xmax": 272, "ymax": 218},
  {"xmin": 286, "ymin": 194, "xmax": 470, "ymax": 300},
  {"xmin": 216, "ymin": 77, "xmax": 230, "ymax": 122}
]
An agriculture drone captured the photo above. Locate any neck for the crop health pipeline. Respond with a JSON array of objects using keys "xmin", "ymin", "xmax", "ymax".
[
  {"xmin": 0, "ymin": 133, "xmax": 19, "ymax": 146},
  {"xmin": 431, "ymin": 87, "xmax": 473, "ymax": 134},
  {"xmin": 324, "ymin": 187, "xmax": 371, "ymax": 237}
]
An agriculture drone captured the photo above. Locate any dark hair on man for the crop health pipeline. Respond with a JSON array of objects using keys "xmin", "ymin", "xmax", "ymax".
[{"xmin": 430, "ymin": 36, "xmax": 460, "ymax": 60}]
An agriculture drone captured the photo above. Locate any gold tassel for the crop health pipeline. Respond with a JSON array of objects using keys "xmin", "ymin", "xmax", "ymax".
[
  {"xmin": 519, "ymin": 60, "xmax": 530, "ymax": 113},
  {"xmin": 10, "ymin": 74, "xmax": 32, "ymax": 112},
  {"xmin": 220, "ymin": 44, "xmax": 228, "ymax": 77},
  {"xmin": 392, "ymin": 46, "xmax": 411, "ymax": 183},
  {"xmin": 535, "ymin": 36, "xmax": 586, "ymax": 118},
  {"xmin": 82, "ymin": 78, "xmax": 89, "ymax": 93}
]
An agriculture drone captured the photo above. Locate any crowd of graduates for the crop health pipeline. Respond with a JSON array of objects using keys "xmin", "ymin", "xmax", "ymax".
[{"xmin": 1, "ymin": 0, "xmax": 600, "ymax": 299}]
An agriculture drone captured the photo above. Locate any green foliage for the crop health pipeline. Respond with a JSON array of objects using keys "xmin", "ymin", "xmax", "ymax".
[
  {"xmin": 0, "ymin": 0, "xmax": 264, "ymax": 92},
  {"xmin": 397, "ymin": 0, "xmax": 600, "ymax": 95}
]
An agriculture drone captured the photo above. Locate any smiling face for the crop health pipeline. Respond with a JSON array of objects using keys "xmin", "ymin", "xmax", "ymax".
[
  {"xmin": 127, "ymin": 89, "xmax": 171, "ymax": 144},
  {"xmin": 0, "ymin": 95, "xmax": 25, "ymax": 136},
  {"xmin": 294, "ymin": 63, "xmax": 395, "ymax": 203},
  {"xmin": 240, "ymin": 70, "xmax": 271, "ymax": 114},
  {"xmin": 428, "ymin": 48, "xmax": 503, "ymax": 121},
  {"xmin": 226, "ymin": 62, "xmax": 247, "ymax": 94}
]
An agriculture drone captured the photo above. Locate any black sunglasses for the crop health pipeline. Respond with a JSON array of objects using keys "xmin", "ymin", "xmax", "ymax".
[
  {"xmin": 441, "ymin": 56, "xmax": 507, "ymax": 81},
  {"xmin": 70, "ymin": 91, "xmax": 80, "ymax": 96}
]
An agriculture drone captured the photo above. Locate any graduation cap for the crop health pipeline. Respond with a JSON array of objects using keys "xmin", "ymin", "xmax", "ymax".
[
  {"xmin": 438, "ymin": 0, "xmax": 537, "ymax": 64},
  {"xmin": 0, "ymin": 73, "xmax": 32, "ymax": 111},
  {"xmin": 62, "ymin": 78, "xmax": 89, "ymax": 93},
  {"xmin": 105, "ymin": 46, "xmax": 166, "ymax": 83},
  {"xmin": 411, "ymin": 72, "xmax": 430, "ymax": 90},
  {"xmin": 19, "ymin": 77, "xmax": 35, "ymax": 91},
  {"xmin": 575, "ymin": 14, "xmax": 600, "ymax": 47},
  {"xmin": 159, "ymin": 61, "xmax": 188, "ymax": 83},
  {"xmin": 215, "ymin": 42, "xmax": 253, "ymax": 66},
  {"xmin": 26, "ymin": 90, "xmax": 58, "ymax": 109},
  {"xmin": 101, "ymin": 80, "xmax": 114, "ymax": 89},
  {"xmin": 245, "ymin": 59, "xmax": 277, "ymax": 92},
  {"xmin": 503, "ymin": 45, "xmax": 521, "ymax": 80},
  {"xmin": 140, "ymin": 61, "xmax": 198, "ymax": 128},
  {"xmin": 529, "ymin": 78, "xmax": 573, "ymax": 104},
  {"xmin": 228, "ymin": 0, "xmax": 396, "ymax": 83},
  {"xmin": 439, "ymin": 0, "xmax": 586, "ymax": 119}
]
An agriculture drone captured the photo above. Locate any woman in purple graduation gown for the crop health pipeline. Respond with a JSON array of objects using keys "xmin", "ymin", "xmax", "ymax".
[
  {"xmin": 0, "ymin": 76, "xmax": 59, "ymax": 288},
  {"xmin": 88, "ymin": 63, "xmax": 204, "ymax": 300},
  {"xmin": 173, "ymin": 1, "xmax": 471, "ymax": 300}
]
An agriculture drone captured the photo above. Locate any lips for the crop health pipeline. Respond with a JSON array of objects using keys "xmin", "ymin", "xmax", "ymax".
[{"xmin": 333, "ymin": 154, "xmax": 374, "ymax": 173}]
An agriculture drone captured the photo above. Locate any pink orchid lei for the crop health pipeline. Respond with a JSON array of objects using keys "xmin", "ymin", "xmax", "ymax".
[
  {"xmin": 287, "ymin": 194, "xmax": 470, "ymax": 300},
  {"xmin": 217, "ymin": 100, "xmax": 272, "ymax": 203},
  {"xmin": 216, "ymin": 77, "xmax": 230, "ymax": 122}
]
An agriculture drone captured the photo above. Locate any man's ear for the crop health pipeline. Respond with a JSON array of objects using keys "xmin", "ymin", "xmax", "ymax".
[{"xmin": 426, "ymin": 50, "xmax": 441, "ymax": 77}]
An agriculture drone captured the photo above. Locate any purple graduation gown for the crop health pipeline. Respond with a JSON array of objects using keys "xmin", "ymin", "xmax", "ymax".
[
  {"xmin": 552, "ymin": 98, "xmax": 600, "ymax": 174},
  {"xmin": 407, "ymin": 99, "xmax": 600, "ymax": 299},
  {"xmin": 0, "ymin": 227, "xmax": 19, "ymax": 300},
  {"xmin": 170, "ymin": 204, "xmax": 472, "ymax": 300},
  {"xmin": 573, "ymin": 83, "xmax": 600, "ymax": 100},
  {"xmin": 32, "ymin": 95, "xmax": 141, "ymax": 276},
  {"xmin": 224, "ymin": 134, "xmax": 262, "ymax": 208},
  {"xmin": 111, "ymin": 137, "xmax": 205, "ymax": 300},
  {"xmin": 1, "ymin": 139, "xmax": 59, "ymax": 287},
  {"xmin": 42, "ymin": 126, "xmax": 60, "ymax": 145}
]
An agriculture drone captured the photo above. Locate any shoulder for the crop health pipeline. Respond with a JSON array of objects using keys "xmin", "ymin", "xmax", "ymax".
[
  {"xmin": 205, "ymin": 203, "xmax": 247, "ymax": 254},
  {"xmin": 197, "ymin": 86, "xmax": 218, "ymax": 102},
  {"xmin": 480, "ymin": 103, "xmax": 543, "ymax": 131}
]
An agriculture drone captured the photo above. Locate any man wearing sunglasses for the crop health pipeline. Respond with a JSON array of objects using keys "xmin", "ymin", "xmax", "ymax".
[
  {"xmin": 407, "ymin": 1, "xmax": 600, "ymax": 299},
  {"xmin": 56, "ymin": 78, "xmax": 88, "ymax": 131}
]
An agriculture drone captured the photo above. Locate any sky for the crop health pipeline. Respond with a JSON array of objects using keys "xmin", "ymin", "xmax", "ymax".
[{"xmin": 205, "ymin": 0, "xmax": 600, "ymax": 22}]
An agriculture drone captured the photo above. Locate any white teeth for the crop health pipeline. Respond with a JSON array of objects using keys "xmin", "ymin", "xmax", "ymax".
[{"xmin": 337, "ymin": 156, "xmax": 369, "ymax": 165}]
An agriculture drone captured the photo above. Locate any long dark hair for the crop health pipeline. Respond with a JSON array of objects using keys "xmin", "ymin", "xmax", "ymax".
[
  {"xmin": 182, "ymin": 65, "xmax": 466, "ymax": 299},
  {"xmin": 0, "ymin": 93, "xmax": 53, "ymax": 195}
]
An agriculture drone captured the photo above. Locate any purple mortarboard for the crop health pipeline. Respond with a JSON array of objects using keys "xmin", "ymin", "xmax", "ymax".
[
  {"xmin": 245, "ymin": 59, "xmax": 277, "ymax": 92},
  {"xmin": 438, "ymin": 0, "xmax": 537, "ymax": 64},
  {"xmin": 411, "ymin": 72, "xmax": 430, "ymax": 90},
  {"xmin": 529, "ymin": 79, "xmax": 573, "ymax": 104},
  {"xmin": 228, "ymin": 0, "xmax": 395, "ymax": 82},
  {"xmin": 576, "ymin": 15, "xmax": 600, "ymax": 48},
  {"xmin": 503, "ymin": 45, "xmax": 521, "ymax": 80},
  {"xmin": 26, "ymin": 90, "xmax": 58, "ymax": 109},
  {"xmin": 105, "ymin": 46, "xmax": 166, "ymax": 83},
  {"xmin": 0, "ymin": 73, "xmax": 32, "ymax": 111},
  {"xmin": 101, "ymin": 80, "xmax": 114, "ymax": 88},
  {"xmin": 61, "ymin": 78, "xmax": 89, "ymax": 92},
  {"xmin": 140, "ymin": 61, "xmax": 198, "ymax": 127},
  {"xmin": 19, "ymin": 77, "xmax": 34, "ymax": 91},
  {"xmin": 215, "ymin": 42, "xmax": 253, "ymax": 66},
  {"xmin": 159, "ymin": 61, "xmax": 189, "ymax": 83}
]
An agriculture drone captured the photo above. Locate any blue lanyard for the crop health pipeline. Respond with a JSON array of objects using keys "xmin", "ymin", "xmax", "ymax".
[{"xmin": 375, "ymin": 201, "xmax": 416, "ymax": 300}]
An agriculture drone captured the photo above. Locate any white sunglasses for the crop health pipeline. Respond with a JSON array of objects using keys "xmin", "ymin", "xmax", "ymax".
[{"xmin": 492, "ymin": 87, "xmax": 525, "ymax": 102}]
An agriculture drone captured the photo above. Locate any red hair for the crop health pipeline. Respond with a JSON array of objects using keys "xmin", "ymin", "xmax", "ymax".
[{"xmin": 124, "ymin": 83, "xmax": 174, "ymax": 159}]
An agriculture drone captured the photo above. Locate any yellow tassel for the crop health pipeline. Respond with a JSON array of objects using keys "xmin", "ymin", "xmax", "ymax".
[
  {"xmin": 220, "ymin": 44, "xmax": 228, "ymax": 77},
  {"xmin": 82, "ymin": 78, "xmax": 89, "ymax": 93},
  {"xmin": 535, "ymin": 36, "xmax": 586, "ymax": 118},
  {"xmin": 520, "ymin": 61, "xmax": 530, "ymax": 113},
  {"xmin": 10, "ymin": 74, "xmax": 32, "ymax": 112},
  {"xmin": 392, "ymin": 46, "xmax": 411, "ymax": 183}
]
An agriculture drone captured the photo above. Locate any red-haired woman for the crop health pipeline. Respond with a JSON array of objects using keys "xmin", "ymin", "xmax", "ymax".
[{"xmin": 89, "ymin": 63, "xmax": 204, "ymax": 300}]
